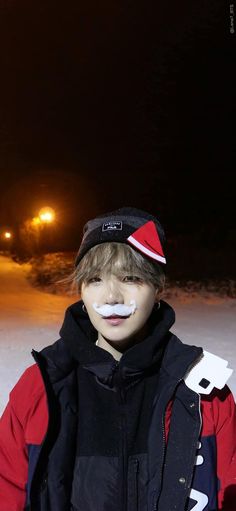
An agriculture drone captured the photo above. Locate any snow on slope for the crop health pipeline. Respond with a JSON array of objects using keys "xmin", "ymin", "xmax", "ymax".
[
  {"xmin": 0, "ymin": 255, "xmax": 75, "ymax": 415},
  {"xmin": 0, "ymin": 255, "xmax": 235, "ymax": 416}
]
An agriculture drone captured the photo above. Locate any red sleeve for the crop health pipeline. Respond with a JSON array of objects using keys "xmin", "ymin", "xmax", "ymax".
[
  {"xmin": 212, "ymin": 386, "xmax": 236, "ymax": 510},
  {"xmin": 0, "ymin": 364, "xmax": 48, "ymax": 511},
  {"xmin": 0, "ymin": 400, "xmax": 28, "ymax": 511}
]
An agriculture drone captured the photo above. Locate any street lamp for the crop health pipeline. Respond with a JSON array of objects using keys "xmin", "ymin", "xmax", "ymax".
[
  {"xmin": 38, "ymin": 207, "xmax": 55, "ymax": 224},
  {"xmin": 0, "ymin": 231, "xmax": 13, "ymax": 252},
  {"xmin": 4, "ymin": 232, "xmax": 12, "ymax": 239}
]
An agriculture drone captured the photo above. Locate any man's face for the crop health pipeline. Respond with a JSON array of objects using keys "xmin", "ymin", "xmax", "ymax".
[{"xmin": 81, "ymin": 272, "xmax": 157, "ymax": 349}]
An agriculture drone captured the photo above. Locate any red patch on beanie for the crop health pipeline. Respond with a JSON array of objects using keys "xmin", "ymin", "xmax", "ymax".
[{"xmin": 127, "ymin": 220, "xmax": 166, "ymax": 264}]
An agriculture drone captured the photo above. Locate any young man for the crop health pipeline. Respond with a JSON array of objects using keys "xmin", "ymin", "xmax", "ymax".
[{"xmin": 0, "ymin": 207, "xmax": 235, "ymax": 511}]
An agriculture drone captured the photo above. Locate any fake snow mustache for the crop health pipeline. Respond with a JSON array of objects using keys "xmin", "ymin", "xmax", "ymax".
[{"xmin": 93, "ymin": 300, "xmax": 137, "ymax": 317}]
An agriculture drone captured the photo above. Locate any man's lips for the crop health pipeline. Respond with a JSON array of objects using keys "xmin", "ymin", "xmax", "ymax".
[
  {"xmin": 103, "ymin": 315, "xmax": 129, "ymax": 325},
  {"xmin": 102, "ymin": 314, "xmax": 129, "ymax": 319}
]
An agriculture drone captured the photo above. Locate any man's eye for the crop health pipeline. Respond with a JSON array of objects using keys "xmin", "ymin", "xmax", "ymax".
[
  {"xmin": 88, "ymin": 277, "xmax": 101, "ymax": 283},
  {"xmin": 123, "ymin": 276, "xmax": 142, "ymax": 283}
]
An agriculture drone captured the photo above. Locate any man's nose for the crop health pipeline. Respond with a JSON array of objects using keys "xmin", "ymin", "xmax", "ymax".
[{"xmin": 104, "ymin": 280, "xmax": 124, "ymax": 304}]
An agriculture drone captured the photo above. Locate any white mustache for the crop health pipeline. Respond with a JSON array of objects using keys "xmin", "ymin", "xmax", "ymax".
[{"xmin": 93, "ymin": 300, "xmax": 137, "ymax": 317}]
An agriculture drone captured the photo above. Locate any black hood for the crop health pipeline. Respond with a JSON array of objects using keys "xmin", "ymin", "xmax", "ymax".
[
  {"xmin": 58, "ymin": 300, "xmax": 175, "ymax": 388},
  {"xmin": 60, "ymin": 300, "xmax": 174, "ymax": 363},
  {"xmin": 36, "ymin": 299, "xmax": 202, "ymax": 391}
]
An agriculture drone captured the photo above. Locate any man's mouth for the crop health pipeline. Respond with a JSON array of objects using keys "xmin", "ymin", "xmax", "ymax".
[
  {"xmin": 103, "ymin": 315, "xmax": 129, "ymax": 325},
  {"xmin": 103, "ymin": 314, "xmax": 129, "ymax": 319}
]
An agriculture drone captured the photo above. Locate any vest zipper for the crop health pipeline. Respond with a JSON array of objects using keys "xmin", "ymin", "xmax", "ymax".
[
  {"xmin": 186, "ymin": 393, "xmax": 202, "ymax": 491},
  {"xmin": 152, "ymin": 385, "xmax": 202, "ymax": 511},
  {"xmin": 152, "ymin": 377, "xmax": 183, "ymax": 511}
]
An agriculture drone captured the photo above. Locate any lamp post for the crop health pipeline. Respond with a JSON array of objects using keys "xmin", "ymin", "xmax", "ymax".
[
  {"xmin": 17, "ymin": 207, "xmax": 56, "ymax": 259},
  {"xmin": 0, "ymin": 230, "xmax": 13, "ymax": 253},
  {"xmin": 37, "ymin": 207, "xmax": 56, "ymax": 253}
]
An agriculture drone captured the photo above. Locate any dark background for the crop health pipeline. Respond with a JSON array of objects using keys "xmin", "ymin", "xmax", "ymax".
[{"xmin": 0, "ymin": 1, "xmax": 235, "ymax": 279}]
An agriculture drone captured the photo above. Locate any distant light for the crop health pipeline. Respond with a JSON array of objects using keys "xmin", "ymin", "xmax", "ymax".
[
  {"xmin": 38, "ymin": 207, "xmax": 55, "ymax": 223},
  {"xmin": 32, "ymin": 216, "xmax": 41, "ymax": 226},
  {"xmin": 40, "ymin": 212, "xmax": 53, "ymax": 222},
  {"xmin": 4, "ymin": 232, "xmax": 12, "ymax": 239}
]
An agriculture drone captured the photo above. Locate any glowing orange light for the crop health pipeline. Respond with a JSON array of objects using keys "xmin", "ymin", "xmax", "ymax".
[
  {"xmin": 4, "ymin": 232, "xmax": 12, "ymax": 239},
  {"xmin": 38, "ymin": 207, "xmax": 55, "ymax": 223}
]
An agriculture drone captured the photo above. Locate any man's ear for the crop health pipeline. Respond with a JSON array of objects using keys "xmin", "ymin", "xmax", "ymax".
[{"xmin": 155, "ymin": 287, "xmax": 164, "ymax": 303}]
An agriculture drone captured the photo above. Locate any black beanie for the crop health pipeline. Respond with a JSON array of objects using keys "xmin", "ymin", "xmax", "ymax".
[{"xmin": 75, "ymin": 207, "xmax": 166, "ymax": 267}]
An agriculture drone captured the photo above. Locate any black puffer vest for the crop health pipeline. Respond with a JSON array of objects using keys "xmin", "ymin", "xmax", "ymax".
[{"xmin": 28, "ymin": 300, "xmax": 202, "ymax": 511}]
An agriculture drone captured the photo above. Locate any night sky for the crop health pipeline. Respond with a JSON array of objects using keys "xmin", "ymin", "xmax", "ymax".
[{"xmin": 0, "ymin": 1, "xmax": 235, "ymax": 274}]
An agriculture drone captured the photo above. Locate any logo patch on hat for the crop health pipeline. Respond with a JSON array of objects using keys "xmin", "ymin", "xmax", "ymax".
[
  {"xmin": 102, "ymin": 221, "xmax": 123, "ymax": 231},
  {"xmin": 127, "ymin": 220, "xmax": 166, "ymax": 264}
]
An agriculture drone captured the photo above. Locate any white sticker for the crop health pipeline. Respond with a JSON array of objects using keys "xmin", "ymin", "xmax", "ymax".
[{"xmin": 184, "ymin": 350, "xmax": 233, "ymax": 394}]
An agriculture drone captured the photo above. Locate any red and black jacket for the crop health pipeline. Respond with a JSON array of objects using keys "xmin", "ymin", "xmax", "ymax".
[{"xmin": 0, "ymin": 300, "xmax": 236, "ymax": 510}]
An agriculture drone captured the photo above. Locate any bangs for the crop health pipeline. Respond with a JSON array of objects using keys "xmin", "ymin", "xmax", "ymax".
[
  {"xmin": 75, "ymin": 242, "xmax": 165, "ymax": 291},
  {"xmin": 79, "ymin": 243, "xmax": 145, "ymax": 280}
]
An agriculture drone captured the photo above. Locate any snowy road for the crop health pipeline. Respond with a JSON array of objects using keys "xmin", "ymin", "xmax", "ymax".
[{"xmin": 0, "ymin": 254, "xmax": 235, "ymax": 415}]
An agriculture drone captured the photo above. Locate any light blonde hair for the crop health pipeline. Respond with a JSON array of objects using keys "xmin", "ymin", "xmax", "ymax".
[{"xmin": 72, "ymin": 242, "xmax": 165, "ymax": 293}]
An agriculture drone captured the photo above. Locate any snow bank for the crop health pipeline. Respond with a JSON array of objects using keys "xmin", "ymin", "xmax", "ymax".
[{"xmin": 0, "ymin": 255, "xmax": 235, "ymax": 417}]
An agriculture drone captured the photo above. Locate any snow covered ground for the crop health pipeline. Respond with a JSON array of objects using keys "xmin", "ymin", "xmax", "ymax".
[{"xmin": 0, "ymin": 255, "xmax": 235, "ymax": 416}]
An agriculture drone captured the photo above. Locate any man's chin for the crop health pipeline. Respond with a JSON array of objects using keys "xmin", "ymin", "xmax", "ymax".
[{"xmin": 102, "ymin": 334, "xmax": 138, "ymax": 352}]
